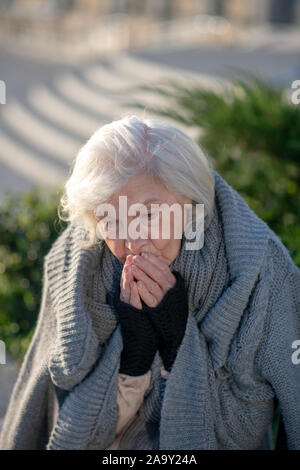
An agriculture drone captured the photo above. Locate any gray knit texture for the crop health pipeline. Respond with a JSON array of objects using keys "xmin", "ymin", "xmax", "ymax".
[{"xmin": 0, "ymin": 169, "xmax": 299, "ymax": 450}]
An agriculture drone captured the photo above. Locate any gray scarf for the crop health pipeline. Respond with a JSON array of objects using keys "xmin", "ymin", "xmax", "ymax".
[{"xmin": 45, "ymin": 169, "xmax": 271, "ymax": 449}]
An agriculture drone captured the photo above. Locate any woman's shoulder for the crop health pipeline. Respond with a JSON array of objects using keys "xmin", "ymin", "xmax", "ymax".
[
  {"xmin": 260, "ymin": 229, "xmax": 300, "ymax": 323},
  {"xmin": 45, "ymin": 222, "xmax": 77, "ymax": 258},
  {"xmin": 266, "ymin": 228, "xmax": 299, "ymax": 284},
  {"xmin": 43, "ymin": 222, "xmax": 90, "ymax": 273}
]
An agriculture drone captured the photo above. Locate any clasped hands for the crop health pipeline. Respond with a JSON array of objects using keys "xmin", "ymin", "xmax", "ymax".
[
  {"xmin": 113, "ymin": 252, "xmax": 189, "ymax": 376},
  {"xmin": 120, "ymin": 252, "xmax": 176, "ymax": 308}
]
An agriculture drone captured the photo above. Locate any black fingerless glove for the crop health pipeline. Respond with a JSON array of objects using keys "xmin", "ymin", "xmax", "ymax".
[
  {"xmin": 144, "ymin": 270, "xmax": 189, "ymax": 372},
  {"xmin": 113, "ymin": 285, "xmax": 159, "ymax": 376}
]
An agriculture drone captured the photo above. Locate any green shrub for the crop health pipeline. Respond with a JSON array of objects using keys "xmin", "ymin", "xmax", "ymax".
[{"xmin": 0, "ymin": 184, "xmax": 67, "ymax": 365}]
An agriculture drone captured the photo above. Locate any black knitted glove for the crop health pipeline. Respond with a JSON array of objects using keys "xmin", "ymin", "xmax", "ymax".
[
  {"xmin": 144, "ymin": 270, "xmax": 189, "ymax": 372},
  {"xmin": 113, "ymin": 284, "xmax": 159, "ymax": 376}
]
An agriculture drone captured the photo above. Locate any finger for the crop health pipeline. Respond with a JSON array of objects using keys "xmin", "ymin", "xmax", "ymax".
[
  {"xmin": 136, "ymin": 281, "xmax": 160, "ymax": 308},
  {"xmin": 130, "ymin": 281, "xmax": 142, "ymax": 310},
  {"xmin": 131, "ymin": 264, "xmax": 163, "ymax": 300},
  {"xmin": 132, "ymin": 254, "xmax": 175, "ymax": 292},
  {"xmin": 141, "ymin": 253, "xmax": 176, "ymax": 287},
  {"xmin": 120, "ymin": 278, "xmax": 130, "ymax": 303},
  {"xmin": 142, "ymin": 252, "xmax": 168, "ymax": 270},
  {"xmin": 124, "ymin": 263, "xmax": 134, "ymax": 283},
  {"xmin": 121, "ymin": 265, "xmax": 132, "ymax": 303}
]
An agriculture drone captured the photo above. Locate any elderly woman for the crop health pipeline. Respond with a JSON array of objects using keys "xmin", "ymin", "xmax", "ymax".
[{"xmin": 0, "ymin": 115, "xmax": 299, "ymax": 451}]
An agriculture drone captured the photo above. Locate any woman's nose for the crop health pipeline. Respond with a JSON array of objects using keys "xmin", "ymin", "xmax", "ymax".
[{"xmin": 125, "ymin": 237, "xmax": 146, "ymax": 254}]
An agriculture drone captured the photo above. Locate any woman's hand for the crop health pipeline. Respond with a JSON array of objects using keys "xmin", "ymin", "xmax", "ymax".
[
  {"xmin": 120, "ymin": 255, "xmax": 143, "ymax": 309},
  {"xmin": 125, "ymin": 253, "xmax": 177, "ymax": 308},
  {"xmin": 123, "ymin": 253, "xmax": 189, "ymax": 372},
  {"xmin": 117, "ymin": 252, "xmax": 188, "ymax": 373},
  {"xmin": 114, "ymin": 254, "xmax": 160, "ymax": 376}
]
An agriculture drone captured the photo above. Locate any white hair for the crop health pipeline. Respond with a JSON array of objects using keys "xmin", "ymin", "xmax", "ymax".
[{"xmin": 58, "ymin": 114, "xmax": 216, "ymax": 248}]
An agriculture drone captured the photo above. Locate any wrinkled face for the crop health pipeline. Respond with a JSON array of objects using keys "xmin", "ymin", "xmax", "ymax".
[{"xmin": 96, "ymin": 171, "xmax": 192, "ymax": 266}]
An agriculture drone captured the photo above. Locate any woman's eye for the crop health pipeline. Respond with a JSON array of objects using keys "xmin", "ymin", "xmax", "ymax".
[{"xmin": 147, "ymin": 212, "xmax": 159, "ymax": 221}]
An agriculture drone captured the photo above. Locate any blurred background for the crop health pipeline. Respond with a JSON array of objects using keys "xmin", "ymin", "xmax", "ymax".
[{"xmin": 0, "ymin": 0, "xmax": 300, "ymax": 448}]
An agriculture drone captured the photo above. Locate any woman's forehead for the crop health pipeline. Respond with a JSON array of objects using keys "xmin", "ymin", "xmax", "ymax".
[
  {"xmin": 107, "ymin": 176, "xmax": 171, "ymax": 207},
  {"xmin": 107, "ymin": 195, "xmax": 163, "ymax": 209}
]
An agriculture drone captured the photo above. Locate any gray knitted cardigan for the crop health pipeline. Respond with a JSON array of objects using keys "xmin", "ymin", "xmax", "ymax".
[{"xmin": 1, "ymin": 169, "xmax": 300, "ymax": 450}]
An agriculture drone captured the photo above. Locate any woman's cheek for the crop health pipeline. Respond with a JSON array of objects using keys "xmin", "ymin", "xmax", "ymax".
[
  {"xmin": 151, "ymin": 238, "xmax": 174, "ymax": 261},
  {"xmin": 105, "ymin": 239, "xmax": 126, "ymax": 263},
  {"xmin": 151, "ymin": 238, "xmax": 169, "ymax": 252},
  {"xmin": 151, "ymin": 237, "xmax": 182, "ymax": 266}
]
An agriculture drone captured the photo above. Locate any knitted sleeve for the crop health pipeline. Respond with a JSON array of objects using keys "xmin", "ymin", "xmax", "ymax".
[
  {"xmin": 0, "ymin": 262, "xmax": 54, "ymax": 449},
  {"xmin": 254, "ymin": 263, "xmax": 300, "ymax": 449},
  {"xmin": 144, "ymin": 270, "xmax": 189, "ymax": 372},
  {"xmin": 158, "ymin": 255, "xmax": 300, "ymax": 450},
  {"xmin": 113, "ymin": 290, "xmax": 158, "ymax": 376},
  {"xmin": 158, "ymin": 314, "xmax": 274, "ymax": 449},
  {"xmin": 213, "ymin": 243, "xmax": 300, "ymax": 450}
]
